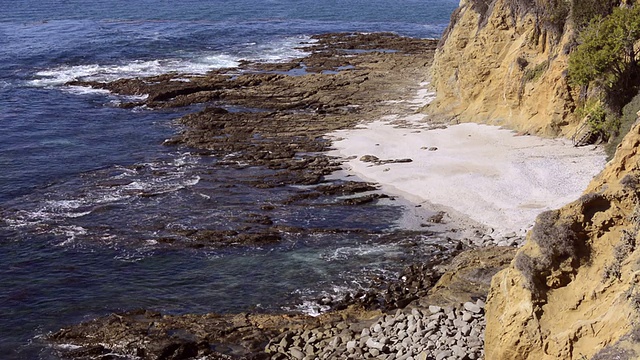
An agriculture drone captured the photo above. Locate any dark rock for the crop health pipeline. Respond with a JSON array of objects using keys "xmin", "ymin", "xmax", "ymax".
[
  {"xmin": 360, "ymin": 155, "xmax": 380, "ymax": 163},
  {"xmin": 47, "ymin": 32, "xmax": 450, "ymax": 359},
  {"xmin": 154, "ymin": 341, "xmax": 200, "ymax": 360},
  {"xmin": 341, "ymin": 194, "xmax": 388, "ymax": 205}
]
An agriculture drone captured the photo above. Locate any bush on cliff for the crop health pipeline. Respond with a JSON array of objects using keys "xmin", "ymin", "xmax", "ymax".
[
  {"xmin": 571, "ymin": 0, "xmax": 619, "ymax": 29},
  {"xmin": 605, "ymin": 91, "xmax": 640, "ymax": 157},
  {"xmin": 568, "ymin": 5, "xmax": 640, "ymax": 142},
  {"xmin": 568, "ymin": 6, "xmax": 640, "ymax": 94},
  {"xmin": 514, "ymin": 210, "xmax": 582, "ymax": 299}
]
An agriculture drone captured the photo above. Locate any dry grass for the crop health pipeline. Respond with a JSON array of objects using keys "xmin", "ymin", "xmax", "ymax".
[{"xmin": 514, "ymin": 210, "xmax": 583, "ymax": 298}]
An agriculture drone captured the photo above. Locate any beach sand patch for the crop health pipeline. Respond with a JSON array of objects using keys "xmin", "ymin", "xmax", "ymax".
[{"xmin": 328, "ymin": 121, "xmax": 607, "ymax": 236}]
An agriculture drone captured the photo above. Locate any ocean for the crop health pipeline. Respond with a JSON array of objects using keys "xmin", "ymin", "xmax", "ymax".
[{"xmin": 0, "ymin": 1, "xmax": 458, "ymax": 358}]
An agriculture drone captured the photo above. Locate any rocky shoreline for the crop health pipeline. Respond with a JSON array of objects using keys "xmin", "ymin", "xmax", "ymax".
[
  {"xmin": 47, "ymin": 33, "xmax": 519, "ymax": 359},
  {"xmin": 48, "ymin": 247, "xmax": 514, "ymax": 359},
  {"xmin": 265, "ymin": 301, "xmax": 486, "ymax": 360}
]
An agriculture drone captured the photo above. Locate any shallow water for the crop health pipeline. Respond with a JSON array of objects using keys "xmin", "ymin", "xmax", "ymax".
[{"xmin": 0, "ymin": 0, "xmax": 458, "ymax": 358}]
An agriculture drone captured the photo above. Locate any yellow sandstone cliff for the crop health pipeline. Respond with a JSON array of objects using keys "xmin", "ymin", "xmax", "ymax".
[
  {"xmin": 485, "ymin": 120, "xmax": 640, "ymax": 359},
  {"xmin": 430, "ymin": 0, "xmax": 640, "ymax": 358},
  {"xmin": 428, "ymin": 0, "xmax": 578, "ymax": 136}
]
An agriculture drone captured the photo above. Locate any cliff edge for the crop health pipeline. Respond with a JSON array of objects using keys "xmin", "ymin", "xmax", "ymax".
[
  {"xmin": 431, "ymin": 0, "xmax": 640, "ymax": 358},
  {"xmin": 428, "ymin": 0, "xmax": 577, "ymax": 136},
  {"xmin": 485, "ymin": 119, "xmax": 640, "ymax": 359}
]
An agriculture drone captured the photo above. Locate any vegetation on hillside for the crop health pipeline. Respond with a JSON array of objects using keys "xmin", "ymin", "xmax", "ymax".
[
  {"xmin": 471, "ymin": 0, "xmax": 638, "ymax": 154},
  {"xmin": 568, "ymin": 6, "xmax": 640, "ymax": 91},
  {"xmin": 571, "ymin": 0, "xmax": 620, "ymax": 29},
  {"xmin": 566, "ymin": 3, "xmax": 640, "ymax": 155}
]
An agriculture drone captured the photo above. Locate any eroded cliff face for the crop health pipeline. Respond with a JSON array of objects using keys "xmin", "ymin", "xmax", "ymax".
[
  {"xmin": 432, "ymin": 1, "xmax": 640, "ymax": 357},
  {"xmin": 485, "ymin": 120, "xmax": 640, "ymax": 359},
  {"xmin": 428, "ymin": 0, "xmax": 577, "ymax": 136}
]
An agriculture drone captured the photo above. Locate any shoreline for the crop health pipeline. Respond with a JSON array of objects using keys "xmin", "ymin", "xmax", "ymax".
[
  {"xmin": 327, "ymin": 83, "xmax": 607, "ymax": 241},
  {"xmin": 44, "ymin": 32, "xmax": 606, "ymax": 360}
]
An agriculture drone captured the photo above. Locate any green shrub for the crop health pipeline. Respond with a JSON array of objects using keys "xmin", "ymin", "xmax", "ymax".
[
  {"xmin": 576, "ymin": 97, "xmax": 608, "ymax": 130},
  {"xmin": 544, "ymin": 0, "xmax": 571, "ymax": 36},
  {"xmin": 571, "ymin": 0, "xmax": 619, "ymax": 30},
  {"xmin": 523, "ymin": 62, "xmax": 548, "ymax": 82},
  {"xmin": 514, "ymin": 210, "xmax": 583, "ymax": 299},
  {"xmin": 605, "ymin": 91, "xmax": 640, "ymax": 158},
  {"xmin": 568, "ymin": 6, "xmax": 640, "ymax": 89},
  {"xmin": 575, "ymin": 95, "xmax": 626, "ymax": 147}
]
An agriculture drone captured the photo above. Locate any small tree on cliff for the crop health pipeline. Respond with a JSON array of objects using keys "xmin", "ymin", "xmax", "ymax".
[
  {"xmin": 570, "ymin": 0, "xmax": 620, "ymax": 29},
  {"xmin": 569, "ymin": 5, "xmax": 640, "ymax": 94}
]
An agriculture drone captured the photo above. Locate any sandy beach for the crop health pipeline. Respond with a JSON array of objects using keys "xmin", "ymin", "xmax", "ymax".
[{"xmin": 328, "ymin": 86, "xmax": 607, "ymax": 237}]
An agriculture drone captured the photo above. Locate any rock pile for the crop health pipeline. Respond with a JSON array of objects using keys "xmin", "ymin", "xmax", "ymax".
[
  {"xmin": 266, "ymin": 300, "xmax": 486, "ymax": 360},
  {"xmin": 460, "ymin": 229, "xmax": 526, "ymax": 249}
]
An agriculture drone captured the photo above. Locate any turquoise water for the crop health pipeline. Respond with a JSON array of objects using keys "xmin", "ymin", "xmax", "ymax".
[{"xmin": 0, "ymin": 1, "xmax": 458, "ymax": 358}]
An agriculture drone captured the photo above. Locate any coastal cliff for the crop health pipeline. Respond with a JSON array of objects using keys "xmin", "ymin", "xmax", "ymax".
[
  {"xmin": 485, "ymin": 119, "xmax": 640, "ymax": 359},
  {"xmin": 428, "ymin": 0, "xmax": 578, "ymax": 136},
  {"xmin": 429, "ymin": 0, "xmax": 640, "ymax": 358}
]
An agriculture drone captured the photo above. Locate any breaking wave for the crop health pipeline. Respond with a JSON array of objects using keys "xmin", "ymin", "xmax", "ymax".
[{"xmin": 28, "ymin": 36, "xmax": 310, "ymax": 88}]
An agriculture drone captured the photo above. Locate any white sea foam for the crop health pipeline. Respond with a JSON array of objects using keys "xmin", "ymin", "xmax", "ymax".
[
  {"xmin": 46, "ymin": 199, "xmax": 82, "ymax": 210},
  {"xmin": 114, "ymin": 252, "xmax": 145, "ymax": 262},
  {"xmin": 62, "ymin": 85, "xmax": 112, "ymax": 96},
  {"xmin": 123, "ymin": 175, "xmax": 200, "ymax": 195},
  {"xmin": 244, "ymin": 36, "xmax": 310, "ymax": 63},
  {"xmin": 28, "ymin": 55, "xmax": 240, "ymax": 88},
  {"xmin": 294, "ymin": 300, "xmax": 331, "ymax": 317},
  {"xmin": 27, "ymin": 36, "xmax": 311, "ymax": 89},
  {"xmin": 320, "ymin": 244, "xmax": 401, "ymax": 262},
  {"xmin": 54, "ymin": 344, "xmax": 82, "ymax": 351},
  {"xmin": 54, "ymin": 225, "xmax": 87, "ymax": 246}
]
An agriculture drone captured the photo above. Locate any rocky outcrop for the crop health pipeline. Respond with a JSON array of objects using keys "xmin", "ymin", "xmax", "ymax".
[
  {"xmin": 428, "ymin": 0, "xmax": 578, "ymax": 137},
  {"xmin": 485, "ymin": 120, "xmax": 640, "ymax": 359},
  {"xmin": 48, "ymin": 246, "xmax": 516, "ymax": 359}
]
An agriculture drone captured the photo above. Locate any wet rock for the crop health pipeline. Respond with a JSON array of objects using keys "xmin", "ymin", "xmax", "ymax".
[
  {"xmin": 47, "ymin": 32, "xmax": 499, "ymax": 360},
  {"xmin": 341, "ymin": 193, "xmax": 388, "ymax": 205}
]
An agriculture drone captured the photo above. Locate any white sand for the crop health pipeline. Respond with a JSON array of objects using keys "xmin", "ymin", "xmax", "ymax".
[{"xmin": 327, "ymin": 88, "xmax": 607, "ymax": 236}]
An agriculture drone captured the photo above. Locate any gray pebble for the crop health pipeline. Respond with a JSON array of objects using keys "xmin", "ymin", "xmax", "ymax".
[
  {"xmin": 304, "ymin": 344, "xmax": 315, "ymax": 355},
  {"xmin": 329, "ymin": 336, "xmax": 342, "ymax": 347},
  {"xmin": 460, "ymin": 325, "xmax": 471, "ymax": 336},
  {"xmin": 476, "ymin": 299, "xmax": 486, "ymax": 309},
  {"xmin": 290, "ymin": 347, "xmax": 305, "ymax": 360},
  {"xmin": 373, "ymin": 323, "xmax": 382, "ymax": 333},
  {"xmin": 451, "ymin": 345, "xmax": 467, "ymax": 358},
  {"xmin": 463, "ymin": 302, "xmax": 482, "ymax": 314},
  {"xmin": 453, "ymin": 319, "xmax": 466, "ymax": 328},
  {"xmin": 462, "ymin": 312, "xmax": 473, "ymax": 322},
  {"xmin": 346, "ymin": 340, "xmax": 357, "ymax": 350},
  {"xmin": 366, "ymin": 338, "xmax": 386, "ymax": 351}
]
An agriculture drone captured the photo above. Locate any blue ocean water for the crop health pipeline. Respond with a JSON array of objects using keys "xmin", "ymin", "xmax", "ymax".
[{"xmin": 0, "ymin": 1, "xmax": 458, "ymax": 358}]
